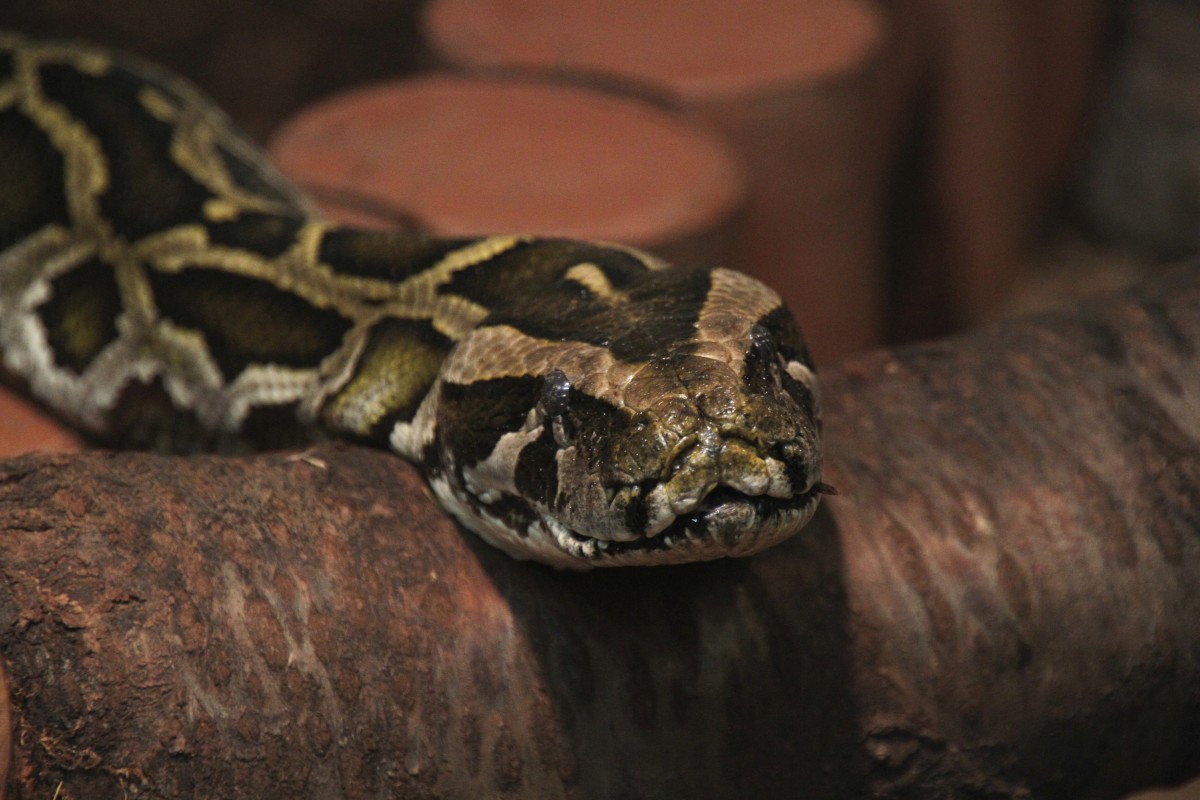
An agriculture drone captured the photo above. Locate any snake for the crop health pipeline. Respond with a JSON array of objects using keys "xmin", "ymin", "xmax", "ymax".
[{"xmin": 0, "ymin": 32, "xmax": 828, "ymax": 569}]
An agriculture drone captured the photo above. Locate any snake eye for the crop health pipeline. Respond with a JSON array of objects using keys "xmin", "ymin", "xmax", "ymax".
[
  {"xmin": 749, "ymin": 324, "xmax": 775, "ymax": 363},
  {"xmin": 745, "ymin": 324, "xmax": 781, "ymax": 391},
  {"xmin": 541, "ymin": 369, "xmax": 572, "ymax": 418}
]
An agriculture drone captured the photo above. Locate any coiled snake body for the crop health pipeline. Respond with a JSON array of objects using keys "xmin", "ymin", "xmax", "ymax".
[{"xmin": 0, "ymin": 33, "xmax": 826, "ymax": 568}]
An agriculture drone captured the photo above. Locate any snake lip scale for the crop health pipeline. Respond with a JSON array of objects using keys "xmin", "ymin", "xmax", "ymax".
[
  {"xmin": 0, "ymin": 32, "xmax": 828, "ymax": 569},
  {"xmin": 553, "ymin": 482, "xmax": 831, "ymax": 563}
]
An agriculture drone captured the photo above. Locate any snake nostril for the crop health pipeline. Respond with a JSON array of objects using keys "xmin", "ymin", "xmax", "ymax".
[
  {"xmin": 775, "ymin": 440, "xmax": 800, "ymax": 461},
  {"xmin": 773, "ymin": 440, "xmax": 810, "ymax": 490}
]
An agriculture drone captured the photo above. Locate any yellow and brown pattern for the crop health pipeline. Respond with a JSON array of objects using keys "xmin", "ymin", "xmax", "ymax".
[{"xmin": 0, "ymin": 32, "xmax": 828, "ymax": 568}]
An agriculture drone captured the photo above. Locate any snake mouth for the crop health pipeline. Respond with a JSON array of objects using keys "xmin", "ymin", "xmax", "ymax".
[{"xmin": 551, "ymin": 481, "xmax": 831, "ymax": 566}]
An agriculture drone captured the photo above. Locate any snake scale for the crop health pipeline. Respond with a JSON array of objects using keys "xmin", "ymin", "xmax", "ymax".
[{"xmin": 0, "ymin": 32, "xmax": 828, "ymax": 569}]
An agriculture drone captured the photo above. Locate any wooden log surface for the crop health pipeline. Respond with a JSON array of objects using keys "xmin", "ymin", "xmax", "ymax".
[{"xmin": 1, "ymin": 265, "xmax": 1199, "ymax": 798}]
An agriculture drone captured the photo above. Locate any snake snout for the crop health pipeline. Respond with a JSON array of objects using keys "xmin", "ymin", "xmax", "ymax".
[{"xmin": 625, "ymin": 425, "xmax": 814, "ymax": 537}]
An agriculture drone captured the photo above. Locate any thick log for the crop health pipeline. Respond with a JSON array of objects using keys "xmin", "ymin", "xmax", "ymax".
[{"xmin": 1, "ymin": 266, "xmax": 1199, "ymax": 798}]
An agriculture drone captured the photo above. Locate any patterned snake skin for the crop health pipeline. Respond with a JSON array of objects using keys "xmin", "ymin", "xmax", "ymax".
[{"xmin": 0, "ymin": 33, "xmax": 828, "ymax": 568}]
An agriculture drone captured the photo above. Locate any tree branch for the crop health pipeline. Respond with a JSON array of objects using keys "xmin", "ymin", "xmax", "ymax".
[{"xmin": 2, "ymin": 268, "xmax": 1199, "ymax": 798}]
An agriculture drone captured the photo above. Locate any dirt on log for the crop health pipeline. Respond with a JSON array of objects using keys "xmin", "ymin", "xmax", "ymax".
[{"xmin": 1, "ymin": 267, "xmax": 1199, "ymax": 799}]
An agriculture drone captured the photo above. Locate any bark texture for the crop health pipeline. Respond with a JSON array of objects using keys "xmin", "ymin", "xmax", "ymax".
[{"xmin": 1, "ymin": 267, "xmax": 1199, "ymax": 799}]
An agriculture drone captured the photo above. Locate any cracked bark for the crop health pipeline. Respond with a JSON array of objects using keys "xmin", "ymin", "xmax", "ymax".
[{"xmin": 1, "ymin": 267, "xmax": 1198, "ymax": 799}]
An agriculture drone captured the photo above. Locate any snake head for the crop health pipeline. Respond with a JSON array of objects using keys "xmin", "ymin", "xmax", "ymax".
[{"xmin": 426, "ymin": 264, "xmax": 826, "ymax": 569}]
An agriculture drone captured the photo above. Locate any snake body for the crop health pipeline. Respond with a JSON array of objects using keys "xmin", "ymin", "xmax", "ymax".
[{"xmin": 0, "ymin": 33, "xmax": 825, "ymax": 568}]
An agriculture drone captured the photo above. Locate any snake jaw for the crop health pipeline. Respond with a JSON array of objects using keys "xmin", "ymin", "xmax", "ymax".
[
  {"xmin": 546, "ymin": 477, "xmax": 826, "ymax": 567},
  {"xmin": 539, "ymin": 425, "xmax": 826, "ymax": 566},
  {"xmin": 433, "ymin": 401, "xmax": 825, "ymax": 568},
  {"xmin": 608, "ymin": 430, "xmax": 813, "ymax": 535},
  {"xmin": 440, "ymin": 450, "xmax": 828, "ymax": 569}
]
